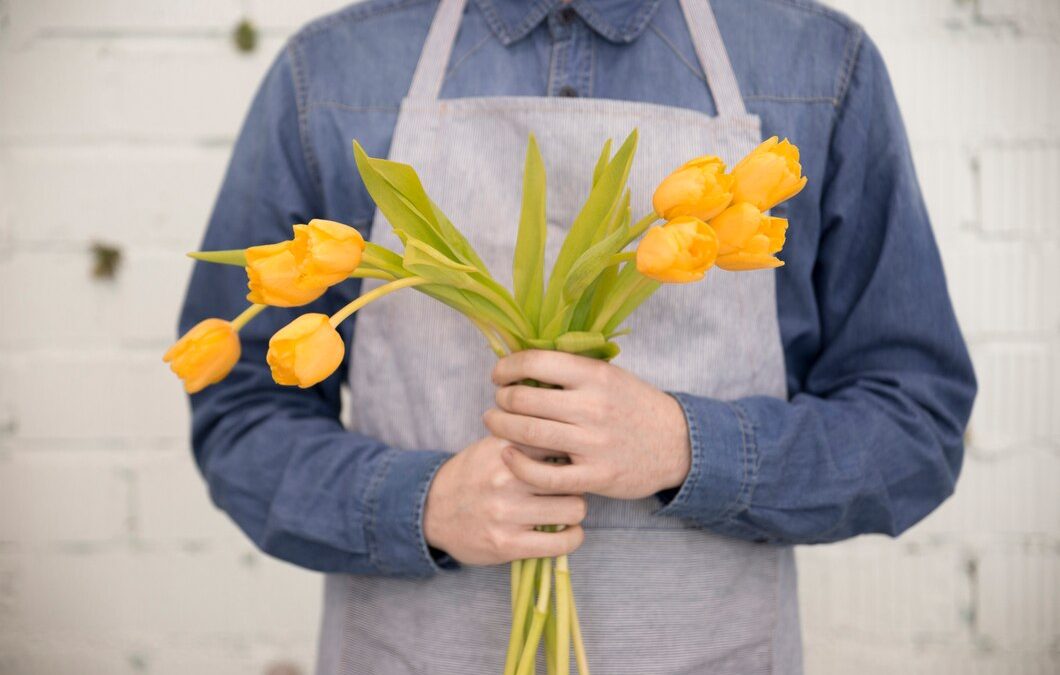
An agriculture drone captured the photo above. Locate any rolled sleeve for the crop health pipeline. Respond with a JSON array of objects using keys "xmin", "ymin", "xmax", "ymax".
[
  {"xmin": 365, "ymin": 449, "xmax": 456, "ymax": 576},
  {"xmin": 654, "ymin": 393, "xmax": 756, "ymax": 528}
]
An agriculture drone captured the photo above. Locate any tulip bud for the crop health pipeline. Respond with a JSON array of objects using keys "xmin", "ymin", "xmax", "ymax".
[
  {"xmin": 652, "ymin": 156, "xmax": 734, "ymax": 222},
  {"xmin": 267, "ymin": 313, "xmax": 345, "ymax": 388},
  {"xmin": 245, "ymin": 241, "xmax": 329, "ymax": 308},
  {"xmin": 710, "ymin": 202, "xmax": 787, "ymax": 271},
  {"xmin": 290, "ymin": 219, "xmax": 366, "ymax": 288},
  {"xmin": 163, "ymin": 318, "xmax": 241, "ymax": 394},
  {"xmin": 246, "ymin": 220, "xmax": 366, "ymax": 308},
  {"xmin": 635, "ymin": 216, "xmax": 719, "ymax": 284},
  {"xmin": 730, "ymin": 137, "xmax": 807, "ymax": 211}
]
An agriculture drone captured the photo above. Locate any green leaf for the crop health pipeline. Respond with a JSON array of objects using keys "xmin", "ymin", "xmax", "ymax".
[
  {"xmin": 540, "ymin": 129, "xmax": 638, "ymax": 336},
  {"xmin": 402, "ymin": 238, "xmax": 477, "ymax": 287},
  {"xmin": 513, "ymin": 135, "xmax": 547, "ymax": 332},
  {"xmin": 591, "ymin": 138, "xmax": 613, "ymax": 187},
  {"xmin": 429, "ymin": 200, "xmax": 490, "ymax": 272},
  {"xmin": 603, "ymin": 276, "xmax": 661, "ymax": 335},
  {"xmin": 555, "ymin": 331, "xmax": 620, "ymax": 361},
  {"xmin": 524, "ymin": 338, "xmax": 556, "ymax": 350},
  {"xmin": 353, "ymin": 141, "xmax": 453, "ymax": 257},
  {"xmin": 562, "ymin": 225, "xmax": 630, "ymax": 305},
  {"xmin": 187, "ymin": 249, "xmax": 247, "ymax": 266}
]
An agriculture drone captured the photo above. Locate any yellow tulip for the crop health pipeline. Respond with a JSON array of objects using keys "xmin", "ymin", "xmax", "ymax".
[
  {"xmin": 290, "ymin": 219, "xmax": 366, "ymax": 287},
  {"xmin": 246, "ymin": 220, "xmax": 366, "ymax": 307},
  {"xmin": 652, "ymin": 156, "xmax": 734, "ymax": 222},
  {"xmin": 635, "ymin": 216, "xmax": 719, "ymax": 284},
  {"xmin": 163, "ymin": 318, "xmax": 240, "ymax": 394},
  {"xmin": 730, "ymin": 137, "xmax": 808, "ymax": 211},
  {"xmin": 246, "ymin": 242, "xmax": 329, "ymax": 307},
  {"xmin": 267, "ymin": 313, "xmax": 345, "ymax": 388},
  {"xmin": 710, "ymin": 202, "xmax": 788, "ymax": 271}
]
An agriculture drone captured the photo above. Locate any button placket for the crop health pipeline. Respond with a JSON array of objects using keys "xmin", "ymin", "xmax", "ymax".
[{"xmin": 546, "ymin": 5, "xmax": 592, "ymax": 99}]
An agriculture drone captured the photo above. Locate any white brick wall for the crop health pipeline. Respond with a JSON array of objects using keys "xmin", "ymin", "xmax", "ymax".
[{"xmin": 0, "ymin": 1, "xmax": 1056, "ymax": 673}]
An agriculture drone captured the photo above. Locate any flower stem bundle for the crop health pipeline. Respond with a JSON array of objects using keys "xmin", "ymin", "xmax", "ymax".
[{"xmin": 167, "ymin": 130, "xmax": 808, "ymax": 671}]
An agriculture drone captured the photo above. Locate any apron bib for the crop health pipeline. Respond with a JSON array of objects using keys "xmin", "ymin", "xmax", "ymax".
[{"xmin": 319, "ymin": 1, "xmax": 801, "ymax": 672}]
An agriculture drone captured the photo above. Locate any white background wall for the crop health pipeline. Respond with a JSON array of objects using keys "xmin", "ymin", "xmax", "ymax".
[{"xmin": 0, "ymin": 0, "xmax": 1057, "ymax": 673}]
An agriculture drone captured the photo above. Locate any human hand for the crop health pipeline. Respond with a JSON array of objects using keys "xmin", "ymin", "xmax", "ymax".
[
  {"xmin": 423, "ymin": 435, "xmax": 587, "ymax": 566},
  {"xmin": 484, "ymin": 351, "xmax": 692, "ymax": 501}
]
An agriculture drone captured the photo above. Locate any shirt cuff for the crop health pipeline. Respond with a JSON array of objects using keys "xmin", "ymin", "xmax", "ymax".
[
  {"xmin": 364, "ymin": 448, "xmax": 455, "ymax": 577},
  {"xmin": 653, "ymin": 392, "xmax": 757, "ymax": 526}
]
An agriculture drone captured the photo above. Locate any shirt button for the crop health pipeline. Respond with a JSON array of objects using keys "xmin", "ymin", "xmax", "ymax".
[
  {"xmin": 559, "ymin": 7, "xmax": 577, "ymax": 25},
  {"xmin": 558, "ymin": 85, "xmax": 578, "ymax": 98}
]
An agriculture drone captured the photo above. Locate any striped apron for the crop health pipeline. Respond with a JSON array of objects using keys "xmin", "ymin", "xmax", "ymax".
[{"xmin": 320, "ymin": 0, "xmax": 801, "ymax": 672}]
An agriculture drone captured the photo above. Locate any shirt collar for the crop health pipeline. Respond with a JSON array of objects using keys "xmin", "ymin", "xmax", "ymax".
[{"xmin": 474, "ymin": 0, "xmax": 664, "ymax": 45}]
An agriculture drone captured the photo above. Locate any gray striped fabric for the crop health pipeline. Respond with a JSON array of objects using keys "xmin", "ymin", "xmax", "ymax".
[{"xmin": 322, "ymin": 1, "xmax": 803, "ymax": 673}]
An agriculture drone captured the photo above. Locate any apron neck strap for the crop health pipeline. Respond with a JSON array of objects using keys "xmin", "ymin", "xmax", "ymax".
[
  {"xmin": 407, "ymin": 0, "xmax": 469, "ymax": 102},
  {"xmin": 408, "ymin": 0, "xmax": 747, "ymax": 117},
  {"xmin": 678, "ymin": 0, "xmax": 747, "ymax": 116}
]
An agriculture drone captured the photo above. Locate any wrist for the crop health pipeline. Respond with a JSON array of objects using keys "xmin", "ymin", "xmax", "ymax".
[{"xmin": 657, "ymin": 392, "xmax": 693, "ymax": 491}]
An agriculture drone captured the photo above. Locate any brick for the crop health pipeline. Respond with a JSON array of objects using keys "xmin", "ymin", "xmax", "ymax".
[
  {"xmin": 941, "ymin": 238, "xmax": 1060, "ymax": 339},
  {"xmin": 3, "ymin": 145, "xmax": 228, "ymax": 247},
  {"xmin": 978, "ymin": 143, "xmax": 1060, "ymax": 239},
  {"xmin": 2, "ymin": 544, "xmax": 320, "ymax": 638},
  {"xmin": 0, "ymin": 250, "xmax": 201, "ymax": 349},
  {"xmin": 910, "ymin": 141, "xmax": 978, "ymax": 244},
  {"xmin": 0, "ymin": 453, "xmax": 129, "ymax": 543},
  {"xmin": 912, "ymin": 451, "xmax": 1060, "ymax": 537},
  {"xmin": 0, "ymin": 352, "xmax": 190, "ymax": 441},
  {"xmin": 976, "ymin": 540, "xmax": 1060, "ymax": 651},
  {"xmin": 0, "ymin": 37, "xmax": 280, "ymax": 141},
  {"xmin": 978, "ymin": 0, "xmax": 1060, "ymax": 37},
  {"xmin": 968, "ymin": 342, "xmax": 1060, "ymax": 453},
  {"xmin": 797, "ymin": 537, "xmax": 968, "ymax": 645},
  {"xmin": 823, "ymin": 0, "xmax": 968, "ymax": 38},
  {"xmin": 877, "ymin": 38, "xmax": 1060, "ymax": 142}
]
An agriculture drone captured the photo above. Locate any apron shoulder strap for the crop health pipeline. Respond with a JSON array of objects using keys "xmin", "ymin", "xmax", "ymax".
[
  {"xmin": 407, "ymin": 0, "xmax": 748, "ymax": 117},
  {"xmin": 407, "ymin": 0, "xmax": 469, "ymax": 101},
  {"xmin": 679, "ymin": 0, "xmax": 748, "ymax": 116}
]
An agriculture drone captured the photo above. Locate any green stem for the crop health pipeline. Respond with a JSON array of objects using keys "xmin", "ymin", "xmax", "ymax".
[
  {"xmin": 510, "ymin": 560, "xmax": 523, "ymax": 616},
  {"xmin": 348, "ymin": 268, "xmax": 397, "ymax": 281},
  {"xmin": 555, "ymin": 556, "xmax": 571, "ymax": 675},
  {"xmin": 569, "ymin": 577, "xmax": 589, "ymax": 675},
  {"xmin": 515, "ymin": 557, "xmax": 553, "ymax": 675},
  {"xmin": 230, "ymin": 304, "xmax": 266, "ymax": 332},
  {"xmin": 545, "ymin": 588, "xmax": 557, "ymax": 675},
  {"xmin": 505, "ymin": 558, "xmax": 540, "ymax": 675},
  {"xmin": 622, "ymin": 211, "xmax": 659, "ymax": 247},
  {"xmin": 328, "ymin": 277, "xmax": 429, "ymax": 327}
]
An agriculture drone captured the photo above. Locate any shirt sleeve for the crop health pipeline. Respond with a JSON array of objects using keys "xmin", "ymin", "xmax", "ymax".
[
  {"xmin": 179, "ymin": 44, "xmax": 453, "ymax": 576},
  {"xmin": 654, "ymin": 35, "xmax": 977, "ymax": 544}
]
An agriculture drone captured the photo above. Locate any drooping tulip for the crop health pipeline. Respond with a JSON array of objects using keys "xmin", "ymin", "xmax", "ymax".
[
  {"xmin": 266, "ymin": 313, "xmax": 345, "ymax": 388},
  {"xmin": 163, "ymin": 318, "xmax": 241, "ymax": 394},
  {"xmin": 290, "ymin": 219, "xmax": 367, "ymax": 288},
  {"xmin": 635, "ymin": 216, "xmax": 719, "ymax": 284},
  {"xmin": 245, "ymin": 242, "xmax": 329, "ymax": 307},
  {"xmin": 652, "ymin": 156, "xmax": 734, "ymax": 222},
  {"xmin": 710, "ymin": 202, "xmax": 787, "ymax": 271},
  {"xmin": 730, "ymin": 137, "xmax": 807, "ymax": 211},
  {"xmin": 246, "ymin": 220, "xmax": 366, "ymax": 307}
]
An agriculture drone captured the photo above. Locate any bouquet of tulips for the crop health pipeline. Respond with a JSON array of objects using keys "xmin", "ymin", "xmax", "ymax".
[{"xmin": 166, "ymin": 130, "xmax": 806, "ymax": 673}]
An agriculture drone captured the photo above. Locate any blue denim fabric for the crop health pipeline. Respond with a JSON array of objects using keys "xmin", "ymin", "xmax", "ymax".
[{"xmin": 179, "ymin": 0, "xmax": 976, "ymax": 577}]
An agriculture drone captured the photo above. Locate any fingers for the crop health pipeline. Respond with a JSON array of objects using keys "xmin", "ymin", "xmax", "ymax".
[
  {"xmin": 491, "ymin": 350, "xmax": 602, "ymax": 389},
  {"xmin": 507, "ymin": 526, "xmax": 586, "ymax": 560},
  {"xmin": 483, "ymin": 409, "xmax": 584, "ymax": 453},
  {"xmin": 502, "ymin": 445, "xmax": 599, "ymax": 494},
  {"xmin": 494, "ymin": 385, "xmax": 580, "ymax": 424},
  {"xmin": 511, "ymin": 494, "xmax": 588, "ymax": 526}
]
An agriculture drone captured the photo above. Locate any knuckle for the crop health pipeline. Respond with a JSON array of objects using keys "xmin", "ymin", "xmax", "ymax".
[
  {"xmin": 573, "ymin": 496, "xmax": 589, "ymax": 522},
  {"xmin": 488, "ymin": 467, "xmax": 512, "ymax": 491},
  {"xmin": 486, "ymin": 527, "xmax": 511, "ymax": 555},
  {"xmin": 487, "ymin": 497, "xmax": 510, "ymax": 524},
  {"xmin": 564, "ymin": 526, "xmax": 586, "ymax": 553}
]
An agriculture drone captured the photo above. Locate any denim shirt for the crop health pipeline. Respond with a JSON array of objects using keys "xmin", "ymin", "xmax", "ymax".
[{"xmin": 179, "ymin": 0, "xmax": 976, "ymax": 577}]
